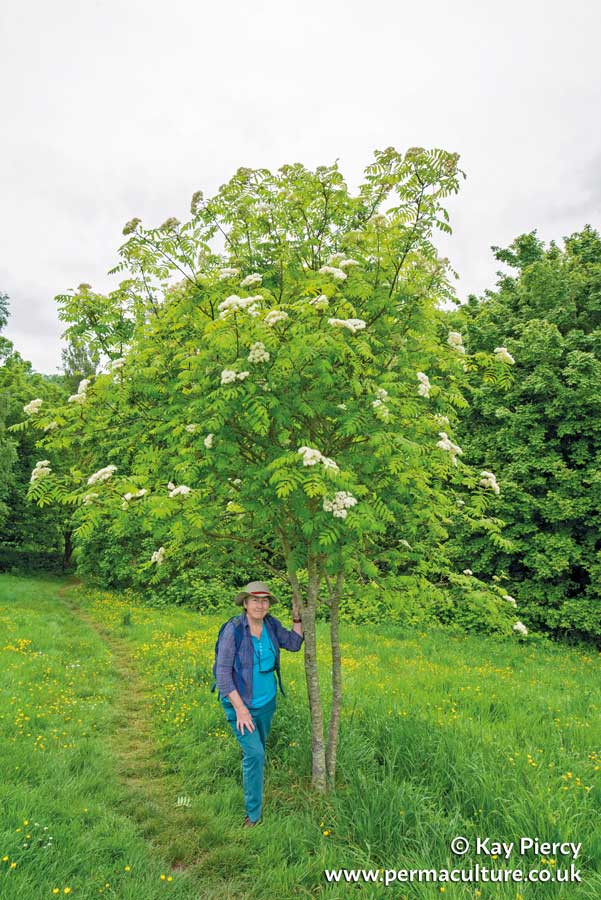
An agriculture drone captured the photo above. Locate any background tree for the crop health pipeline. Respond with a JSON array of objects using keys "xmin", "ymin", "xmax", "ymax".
[
  {"xmin": 27, "ymin": 148, "xmax": 520, "ymax": 789},
  {"xmin": 446, "ymin": 227, "xmax": 601, "ymax": 642}
]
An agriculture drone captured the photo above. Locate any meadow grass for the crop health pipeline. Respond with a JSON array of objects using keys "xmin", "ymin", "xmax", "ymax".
[{"xmin": 0, "ymin": 573, "xmax": 599, "ymax": 899}]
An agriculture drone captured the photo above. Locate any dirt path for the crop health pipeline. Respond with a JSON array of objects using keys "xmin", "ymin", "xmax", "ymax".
[{"xmin": 58, "ymin": 581, "xmax": 201, "ymax": 875}]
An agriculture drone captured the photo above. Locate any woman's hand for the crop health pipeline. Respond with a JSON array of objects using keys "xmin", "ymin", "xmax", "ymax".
[{"xmin": 236, "ymin": 706, "xmax": 255, "ymax": 734}]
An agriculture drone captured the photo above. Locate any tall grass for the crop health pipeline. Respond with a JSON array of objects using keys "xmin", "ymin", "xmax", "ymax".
[{"xmin": 1, "ymin": 574, "xmax": 599, "ymax": 899}]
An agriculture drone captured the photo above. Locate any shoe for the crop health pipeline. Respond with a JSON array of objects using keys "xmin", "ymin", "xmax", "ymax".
[{"xmin": 243, "ymin": 816, "xmax": 259, "ymax": 828}]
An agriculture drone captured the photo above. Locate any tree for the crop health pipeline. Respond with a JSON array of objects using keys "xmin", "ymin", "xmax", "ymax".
[
  {"xmin": 28, "ymin": 148, "xmax": 518, "ymax": 789},
  {"xmin": 449, "ymin": 226, "xmax": 601, "ymax": 641}
]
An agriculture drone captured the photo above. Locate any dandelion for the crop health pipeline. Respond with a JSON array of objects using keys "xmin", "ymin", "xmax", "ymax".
[
  {"xmin": 204, "ymin": 433, "xmax": 214, "ymax": 449},
  {"xmin": 264, "ymin": 309, "xmax": 288, "ymax": 325},
  {"xmin": 328, "ymin": 317, "xmax": 366, "ymax": 334},
  {"xmin": 240, "ymin": 273, "xmax": 262, "ymax": 287},
  {"xmin": 513, "ymin": 621, "xmax": 528, "ymax": 636},
  {"xmin": 23, "ymin": 398, "xmax": 43, "ymax": 415},
  {"xmin": 323, "ymin": 491, "xmax": 358, "ymax": 519},
  {"xmin": 494, "ymin": 346, "xmax": 515, "ymax": 364},
  {"xmin": 480, "ymin": 470, "xmax": 500, "ymax": 494},
  {"xmin": 504, "ymin": 594, "xmax": 517, "ymax": 607},
  {"xmin": 318, "ymin": 265, "xmax": 347, "ymax": 281},
  {"xmin": 417, "ymin": 372, "xmax": 431, "ymax": 398},
  {"xmin": 185, "ymin": 424, "xmax": 200, "ymax": 433},
  {"xmin": 308, "ymin": 293, "xmax": 329, "ymax": 310},
  {"xmin": 248, "ymin": 341, "xmax": 269, "ymax": 363},
  {"xmin": 218, "ymin": 267, "xmax": 240, "ymax": 280},
  {"xmin": 124, "ymin": 865, "xmax": 131, "ymax": 872},
  {"xmin": 87, "ymin": 465, "xmax": 117, "ymax": 485},
  {"xmin": 168, "ymin": 484, "xmax": 192, "ymax": 498},
  {"xmin": 436, "ymin": 432, "xmax": 463, "ymax": 466},
  {"xmin": 151, "ymin": 547, "xmax": 165, "ymax": 565},
  {"xmin": 447, "ymin": 331, "xmax": 466, "ymax": 353}
]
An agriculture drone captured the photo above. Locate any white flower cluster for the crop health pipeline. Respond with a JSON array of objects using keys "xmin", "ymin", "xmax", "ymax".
[
  {"xmin": 434, "ymin": 414, "xmax": 450, "ymax": 427},
  {"xmin": 417, "ymin": 372, "xmax": 431, "ymax": 398},
  {"xmin": 297, "ymin": 446, "xmax": 339, "ymax": 471},
  {"xmin": 44, "ymin": 421, "xmax": 59, "ymax": 432},
  {"xmin": 328, "ymin": 318, "xmax": 366, "ymax": 334},
  {"xmin": 504, "ymin": 594, "xmax": 517, "ymax": 607},
  {"xmin": 83, "ymin": 492, "xmax": 99, "ymax": 505},
  {"xmin": 479, "ymin": 470, "xmax": 500, "ymax": 494},
  {"xmin": 30, "ymin": 460, "xmax": 51, "ymax": 483},
  {"xmin": 248, "ymin": 341, "xmax": 269, "ymax": 363},
  {"xmin": 436, "ymin": 432, "xmax": 463, "ymax": 466},
  {"xmin": 185, "ymin": 424, "xmax": 200, "ymax": 434},
  {"xmin": 168, "ymin": 483, "xmax": 192, "ymax": 497},
  {"xmin": 221, "ymin": 369, "xmax": 250, "ymax": 385},
  {"xmin": 240, "ymin": 273, "xmax": 262, "ymax": 288},
  {"xmin": 87, "ymin": 465, "xmax": 117, "ymax": 485},
  {"xmin": 110, "ymin": 358, "xmax": 125, "ymax": 370},
  {"xmin": 68, "ymin": 377, "xmax": 89, "ymax": 405},
  {"xmin": 23, "ymin": 398, "xmax": 43, "ymax": 415},
  {"xmin": 372, "ymin": 388, "xmax": 390, "ymax": 421},
  {"xmin": 308, "ymin": 294, "xmax": 329, "ymax": 310},
  {"xmin": 513, "ymin": 621, "xmax": 528, "ymax": 636},
  {"xmin": 494, "ymin": 346, "xmax": 515, "ymax": 365},
  {"xmin": 369, "ymin": 213, "xmax": 387, "ymax": 228},
  {"xmin": 264, "ymin": 310, "xmax": 288, "ymax": 326},
  {"xmin": 338, "ymin": 258, "xmax": 359, "ymax": 269},
  {"xmin": 323, "ymin": 491, "xmax": 357, "ymax": 519},
  {"xmin": 204, "ymin": 434, "xmax": 214, "ymax": 449},
  {"xmin": 218, "ymin": 267, "xmax": 240, "ymax": 280},
  {"xmin": 151, "ymin": 546, "xmax": 165, "ymax": 565},
  {"xmin": 318, "ymin": 266, "xmax": 347, "ymax": 281},
  {"xmin": 463, "ymin": 569, "xmax": 473, "ymax": 575},
  {"xmin": 218, "ymin": 294, "xmax": 262, "ymax": 318},
  {"xmin": 448, "ymin": 331, "xmax": 466, "ymax": 353},
  {"xmin": 123, "ymin": 488, "xmax": 147, "ymax": 501}
]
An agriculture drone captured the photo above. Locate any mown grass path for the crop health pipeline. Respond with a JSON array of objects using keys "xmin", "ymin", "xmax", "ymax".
[
  {"xmin": 1, "ymin": 573, "xmax": 601, "ymax": 900},
  {"xmin": 58, "ymin": 581, "xmax": 201, "ymax": 875}
]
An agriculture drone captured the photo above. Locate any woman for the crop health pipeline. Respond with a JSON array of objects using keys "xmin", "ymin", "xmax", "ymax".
[{"xmin": 215, "ymin": 580, "xmax": 304, "ymax": 827}]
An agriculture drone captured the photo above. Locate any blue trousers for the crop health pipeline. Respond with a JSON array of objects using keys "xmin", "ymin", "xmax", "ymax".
[{"xmin": 223, "ymin": 696, "xmax": 276, "ymax": 822}]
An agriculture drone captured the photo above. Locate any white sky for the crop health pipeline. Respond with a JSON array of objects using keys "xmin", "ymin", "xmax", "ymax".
[{"xmin": 2, "ymin": 0, "xmax": 600, "ymax": 373}]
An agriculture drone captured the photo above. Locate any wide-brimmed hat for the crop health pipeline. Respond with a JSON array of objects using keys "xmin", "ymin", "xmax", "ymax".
[{"xmin": 234, "ymin": 580, "xmax": 278, "ymax": 606}]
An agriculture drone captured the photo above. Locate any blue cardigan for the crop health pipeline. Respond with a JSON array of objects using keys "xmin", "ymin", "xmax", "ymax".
[{"xmin": 215, "ymin": 613, "xmax": 304, "ymax": 707}]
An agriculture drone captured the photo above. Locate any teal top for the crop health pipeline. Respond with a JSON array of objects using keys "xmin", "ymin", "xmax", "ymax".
[{"xmin": 250, "ymin": 625, "xmax": 277, "ymax": 708}]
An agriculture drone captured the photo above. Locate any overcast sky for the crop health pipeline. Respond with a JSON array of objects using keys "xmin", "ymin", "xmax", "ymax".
[{"xmin": 2, "ymin": 0, "xmax": 600, "ymax": 373}]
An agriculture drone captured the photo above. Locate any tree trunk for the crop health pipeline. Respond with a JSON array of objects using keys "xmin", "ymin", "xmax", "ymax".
[
  {"xmin": 62, "ymin": 528, "xmax": 73, "ymax": 572},
  {"xmin": 326, "ymin": 571, "xmax": 344, "ymax": 785},
  {"xmin": 302, "ymin": 558, "xmax": 327, "ymax": 791}
]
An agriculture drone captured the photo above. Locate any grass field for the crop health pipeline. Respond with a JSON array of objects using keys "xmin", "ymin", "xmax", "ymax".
[{"xmin": 0, "ymin": 574, "xmax": 599, "ymax": 899}]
